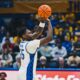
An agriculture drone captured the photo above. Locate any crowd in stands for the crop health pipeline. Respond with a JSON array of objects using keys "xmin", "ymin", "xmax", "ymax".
[{"xmin": 0, "ymin": 13, "xmax": 80, "ymax": 69}]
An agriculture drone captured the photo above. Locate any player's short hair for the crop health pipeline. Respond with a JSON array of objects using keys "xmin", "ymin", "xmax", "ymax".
[{"xmin": 17, "ymin": 27, "xmax": 27, "ymax": 37}]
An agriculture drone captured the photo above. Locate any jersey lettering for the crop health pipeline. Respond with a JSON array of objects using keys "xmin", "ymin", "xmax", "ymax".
[{"xmin": 20, "ymin": 49, "xmax": 25, "ymax": 60}]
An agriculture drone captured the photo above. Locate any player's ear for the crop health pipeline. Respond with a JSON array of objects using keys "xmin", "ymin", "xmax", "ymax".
[
  {"xmin": 22, "ymin": 34, "xmax": 26, "ymax": 39},
  {"xmin": 26, "ymin": 29, "xmax": 32, "ymax": 34}
]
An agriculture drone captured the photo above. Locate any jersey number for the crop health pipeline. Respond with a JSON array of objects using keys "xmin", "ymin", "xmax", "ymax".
[{"xmin": 21, "ymin": 50, "xmax": 25, "ymax": 60}]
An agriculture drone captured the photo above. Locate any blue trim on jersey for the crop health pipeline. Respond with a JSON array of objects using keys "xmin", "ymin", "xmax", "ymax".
[{"xmin": 26, "ymin": 54, "xmax": 35, "ymax": 80}]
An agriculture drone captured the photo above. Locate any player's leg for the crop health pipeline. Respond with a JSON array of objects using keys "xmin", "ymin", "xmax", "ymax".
[
  {"xmin": 34, "ymin": 77, "xmax": 39, "ymax": 80},
  {"xmin": 33, "ymin": 74, "xmax": 39, "ymax": 80},
  {"xmin": 18, "ymin": 70, "xmax": 26, "ymax": 80}
]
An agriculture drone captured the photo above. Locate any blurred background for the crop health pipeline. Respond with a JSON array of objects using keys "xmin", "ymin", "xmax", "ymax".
[{"xmin": 0, "ymin": 0, "xmax": 80, "ymax": 70}]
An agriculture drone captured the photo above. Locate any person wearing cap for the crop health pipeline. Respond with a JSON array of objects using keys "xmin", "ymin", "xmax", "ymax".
[{"xmin": 37, "ymin": 56, "xmax": 49, "ymax": 68}]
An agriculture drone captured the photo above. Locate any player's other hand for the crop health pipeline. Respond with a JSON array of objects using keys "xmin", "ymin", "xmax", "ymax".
[{"xmin": 37, "ymin": 16, "xmax": 46, "ymax": 22}]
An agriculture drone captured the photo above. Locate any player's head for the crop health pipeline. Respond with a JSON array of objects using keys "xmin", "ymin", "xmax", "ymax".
[{"xmin": 18, "ymin": 27, "xmax": 32, "ymax": 40}]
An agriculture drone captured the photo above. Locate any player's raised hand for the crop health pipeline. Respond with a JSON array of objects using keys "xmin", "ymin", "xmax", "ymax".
[{"xmin": 39, "ymin": 18, "xmax": 53, "ymax": 46}]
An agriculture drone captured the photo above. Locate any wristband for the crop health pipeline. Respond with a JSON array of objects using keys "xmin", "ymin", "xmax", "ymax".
[{"xmin": 39, "ymin": 22, "xmax": 45, "ymax": 28}]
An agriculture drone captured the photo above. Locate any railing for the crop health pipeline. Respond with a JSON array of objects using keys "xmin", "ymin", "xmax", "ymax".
[
  {"xmin": 0, "ymin": 68, "xmax": 80, "ymax": 71},
  {"xmin": 0, "ymin": 68, "xmax": 80, "ymax": 80}
]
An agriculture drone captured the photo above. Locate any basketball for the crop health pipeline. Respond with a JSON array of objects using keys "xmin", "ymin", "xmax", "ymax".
[{"xmin": 38, "ymin": 5, "xmax": 52, "ymax": 19}]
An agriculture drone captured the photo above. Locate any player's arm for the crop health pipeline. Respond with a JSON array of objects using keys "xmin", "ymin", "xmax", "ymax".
[
  {"xmin": 40, "ymin": 19, "xmax": 53, "ymax": 46},
  {"xmin": 29, "ymin": 22, "xmax": 45, "ymax": 40},
  {"xmin": 26, "ymin": 19, "xmax": 53, "ymax": 54}
]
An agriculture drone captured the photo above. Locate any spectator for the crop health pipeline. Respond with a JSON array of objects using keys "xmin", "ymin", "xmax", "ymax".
[
  {"xmin": 2, "ymin": 38, "xmax": 14, "ymax": 53},
  {"xmin": 26, "ymin": 14, "xmax": 36, "ymax": 30},
  {"xmin": 0, "ymin": 26, "xmax": 6, "ymax": 43},
  {"xmin": 74, "ymin": 37, "xmax": 80, "ymax": 56},
  {"xmin": 1, "ymin": 32, "xmax": 13, "ymax": 46},
  {"xmin": 58, "ymin": 57, "xmax": 66, "ymax": 68},
  {"xmin": 13, "ymin": 36, "xmax": 21, "ymax": 52},
  {"xmin": 37, "ymin": 56, "xmax": 49, "ymax": 68},
  {"xmin": 63, "ymin": 27, "xmax": 71, "ymax": 41},
  {"xmin": 62, "ymin": 36, "xmax": 72, "ymax": 54},
  {"xmin": 2, "ymin": 38, "xmax": 15, "ymax": 63},
  {"xmin": 66, "ymin": 13, "xmax": 76, "ymax": 30},
  {"xmin": 13, "ymin": 36, "xmax": 22, "ymax": 44},
  {"xmin": 57, "ymin": 29, "xmax": 64, "ymax": 42},
  {"xmin": 0, "ymin": 56, "xmax": 6, "ymax": 68},
  {"xmin": 0, "ymin": 48, "xmax": 13, "ymax": 67},
  {"xmin": 50, "ymin": 15, "xmax": 58, "ymax": 28},
  {"xmin": 67, "ymin": 51, "xmax": 80, "ymax": 68},
  {"xmin": 70, "ymin": 36, "xmax": 77, "ymax": 45},
  {"xmin": 38, "ymin": 45, "xmax": 52, "ymax": 59},
  {"xmin": 53, "ymin": 24, "xmax": 61, "ymax": 36},
  {"xmin": 51, "ymin": 42, "xmax": 67, "ymax": 60},
  {"xmin": 13, "ymin": 54, "xmax": 21, "ymax": 69}
]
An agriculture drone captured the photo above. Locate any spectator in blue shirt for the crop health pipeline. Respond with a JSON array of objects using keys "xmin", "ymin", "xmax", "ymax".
[
  {"xmin": 26, "ymin": 14, "xmax": 36, "ymax": 30},
  {"xmin": 50, "ymin": 15, "xmax": 58, "ymax": 28},
  {"xmin": 62, "ymin": 36, "xmax": 72, "ymax": 55}
]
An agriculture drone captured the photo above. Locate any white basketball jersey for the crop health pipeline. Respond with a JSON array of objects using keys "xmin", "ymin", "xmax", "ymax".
[{"xmin": 19, "ymin": 39, "xmax": 40, "ymax": 80}]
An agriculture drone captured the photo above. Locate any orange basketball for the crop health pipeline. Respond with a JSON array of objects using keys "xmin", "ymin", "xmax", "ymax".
[{"xmin": 38, "ymin": 5, "xmax": 52, "ymax": 19}]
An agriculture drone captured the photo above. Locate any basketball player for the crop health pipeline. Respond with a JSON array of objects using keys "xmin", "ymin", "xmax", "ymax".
[{"xmin": 18, "ymin": 19, "xmax": 53, "ymax": 80}]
